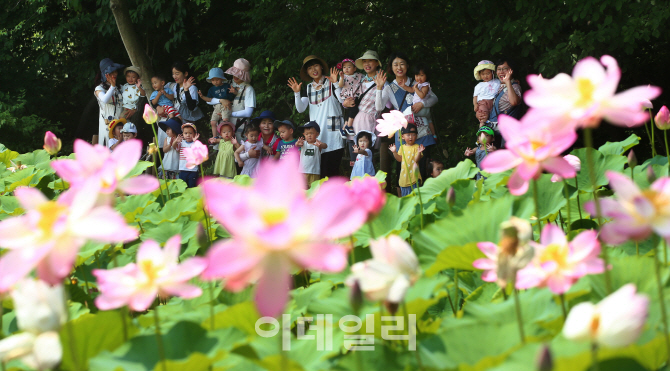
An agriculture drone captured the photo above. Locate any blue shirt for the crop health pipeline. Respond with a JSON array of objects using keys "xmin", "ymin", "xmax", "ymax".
[
  {"xmin": 350, "ymin": 149, "xmax": 374, "ymax": 179},
  {"xmin": 150, "ymin": 86, "xmax": 176, "ymax": 107},
  {"xmin": 277, "ymin": 139, "xmax": 298, "ymax": 159},
  {"xmin": 207, "ymin": 84, "xmax": 235, "ymax": 101}
]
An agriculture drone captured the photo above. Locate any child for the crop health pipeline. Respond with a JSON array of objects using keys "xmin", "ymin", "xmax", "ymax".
[
  {"xmin": 350, "ymin": 130, "xmax": 375, "ymax": 179},
  {"xmin": 178, "ymin": 123, "xmax": 200, "ymax": 187},
  {"xmin": 337, "ymin": 58, "xmax": 364, "ymax": 138},
  {"xmin": 121, "ymin": 66, "xmax": 145, "ymax": 118},
  {"xmin": 107, "ymin": 118, "xmax": 126, "ymax": 151},
  {"xmin": 209, "ymin": 121, "xmax": 239, "ymax": 178},
  {"xmin": 121, "ymin": 122, "xmax": 138, "ymax": 141},
  {"xmin": 464, "ymin": 126, "xmax": 497, "ymax": 180},
  {"xmin": 274, "ymin": 120, "xmax": 298, "ymax": 160},
  {"xmin": 429, "ymin": 159, "xmax": 444, "ymax": 178},
  {"xmin": 158, "ymin": 118, "xmax": 182, "ymax": 179},
  {"xmin": 198, "ymin": 68, "xmax": 236, "ymax": 138},
  {"xmin": 150, "ymin": 75, "xmax": 178, "ymax": 119},
  {"xmin": 235, "ymin": 124, "xmax": 264, "ymax": 177},
  {"xmin": 473, "ymin": 60, "xmax": 501, "ymax": 126},
  {"xmin": 390, "ymin": 124, "xmax": 424, "ymax": 197},
  {"xmin": 400, "ymin": 64, "xmax": 433, "ymax": 105},
  {"xmin": 297, "ymin": 121, "xmax": 327, "ymax": 185}
]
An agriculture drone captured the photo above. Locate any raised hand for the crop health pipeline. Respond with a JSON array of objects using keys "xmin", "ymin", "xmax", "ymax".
[
  {"xmin": 352, "ymin": 145, "xmax": 359, "ymax": 153},
  {"xmin": 464, "ymin": 147, "xmax": 474, "ymax": 156},
  {"xmin": 208, "ymin": 137, "xmax": 217, "ymax": 144},
  {"xmin": 417, "ymin": 144, "xmax": 425, "ymax": 153},
  {"xmin": 501, "ymin": 69, "xmax": 514, "ymax": 85},
  {"xmin": 106, "ymin": 73, "xmax": 117, "ymax": 87},
  {"xmin": 231, "ymin": 137, "xmax": 238, "ymax": 145},
  {"xmin": 389, "ymin": 144, "xmax": 397, "ymax": 153},
  {"xmin": 315, "ymin": 139, "xmax": 322, "ymax": 147},
  {"xmin": 374, "ymin": 70, "xmax": 387, "ymax": 87},
  {"xmin": 486, "ymin": 143, "xmax": 496, "ymax": 152},
  {"xmin": 296, "ymin": 137, "xmax": 305, "ymax": 146},
  {"xmin": 327, "ymin": 67, "xmax": 339, "ymax": 83},
  {"xmin": 197, "ymin": 90, "xmax": 204, "ymax": 97},
  {"xmin": 183, "ymin": 76, "xmax": 196, "ymax": 89},
  {"xmin": 193, "ymin": 133, "xmax": 200, "ymax": 141},
  {"xmin": 228, "ymin": 86, "xmax": 238, "ymax": 95},
  {"xmin": 287, "ymin": 77, "xmax": 302, "ymax": 93},
  {"xmin": 136, "ymin": 79, "xmax": 142, "ymax": 88}
]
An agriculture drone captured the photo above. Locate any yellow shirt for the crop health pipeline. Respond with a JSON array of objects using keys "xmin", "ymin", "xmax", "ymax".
[{"xmin": 398, "ymin": 144, "xmax": 422, "ymax": 187}]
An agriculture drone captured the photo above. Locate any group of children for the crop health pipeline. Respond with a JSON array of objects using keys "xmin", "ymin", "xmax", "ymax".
[{"xmin": 465, "ymin": 60, "xmax": 500, "ymax": 175}]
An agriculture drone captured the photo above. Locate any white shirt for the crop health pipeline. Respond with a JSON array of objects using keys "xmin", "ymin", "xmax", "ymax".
[
  {"xmin": 473, "ymin": 79, "xmax": 501, "ymax": 101},
  {"xmin": 300, "ymin": 142, "xmax": 321, "ymax": 175}
]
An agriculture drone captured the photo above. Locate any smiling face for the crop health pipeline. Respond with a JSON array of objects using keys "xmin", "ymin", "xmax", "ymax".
[
  {"xmin": 210, "ymin": 77, "xmax": 225, "ymax": 87},
  {"xmin": 496, "ymin": 62, "xmax": 511, "ymax": 80},
  {"xmin": 259, "ymin": 119, "xmax": 274, "ymax": 136},
  {"xmin": 303, "ymin": 127, "xmax": 318, "ymax": 143},
  {"xmin": 342, "ymin": 62, "xmax": 356, "ymax": 76},
  {"xmin": 391, "ymin": 58, "xmax": 408, "ymax": 78},
  {"xmin": 278, "ymin": 125, "xmax": 294, "ymax": 141},
  {"xmin": 480, "ymin": 69, "xmax": 493, "ymax": 82},
  {"xmin": 172, "ymin": 68, "xmax": 187, "ymax": 84},
  {"xmin": 183, "ymin": 126, "xmax": 195, "ymax": 142},
  {"xmin": 151, "ymin": 77, "xmax": 165, "ymax": 91},
  {"xmin": 362, "ymin": 59, "xmax": 379, "ymax": 75},
  {"xmin": 126, "ymin": 71, "xmax": 139, "ymax": 85},
  {"xmin": 307, "ymin": 63, "xmax": 323, "ymax": 81}
]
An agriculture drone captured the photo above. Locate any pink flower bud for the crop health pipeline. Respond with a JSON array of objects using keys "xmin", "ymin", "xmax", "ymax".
[
  {"xmin": 446, "ymin": 187, "xmax": 456, "ymax": 207},
  {"xmin": 43, "ymin": 131, "xmax": 62, "ymax": 155},
  {"xmin": 627, "ymin": 149, "xmax": 637, "ymax": 169},
  {"xmin": 349, "ymin": 176, "xmax": 386, "ymax": 216},
  {"xmin": 143, "ymin": 103, "xmax": 158, "ymax": 125},
  {"xmin": 655, "ymin": 106, "xmax": 670, "ymax": 130}
]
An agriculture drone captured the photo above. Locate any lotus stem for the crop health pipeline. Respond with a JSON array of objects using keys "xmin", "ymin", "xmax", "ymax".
[
  {"xmin": 583, "ymin": 128, "xmax": 612, "ymax": 294},
  {"xmin": 563, "ymin": 180, "xmax": 572, "ymax": 235},
  {"xmin": 199, "ymin": 164, "xmax": 213, "ymax": 248},
  {"xmin": 644, "ymin": 121, "xmax": 653, "ymax": 156},
  {"xmin": 350, "ymin": 235, "xmax": 356, "ymax": 264},
  {"xmin": 151, "ymin": 160, "xmax": 166, "ymax": 206},
  {"xmin": 209, "ymin": 282, "xmax": 216, "ymax": 331},
  {"xmin": 66, "ymin": 316, "xmax": 81, "ymax": 371},
  {"xmin": 120, "ymin": 306, "xmax": 128, "ymax": 342},
  {"xmin": 650, "ymin": 108, "xmax": 658, "ymax": 157},
  {"xmin": 154, "ymin": 307, "xmax": 167, "ymax": 371},
  {"xmin": 512, "ymin": 276, "xmax": 526, "ymax": 344},
  {"xmin": 664, "ymin": 130, "xmax": 670, "ymax": 175},
  {"xmin": 559, "ymin": 293, "xmax": 567, "ymax": 321},
  {"xmin": 453, "ymin": 269, "xmax": 460, "ymax": 312},
  {"xmin": 150, "ymin": 124, "xmax": 171, "ymax": 201},
  {"xmin": 636, "ymin": 241, "xmax": 639, "ymax": 257},
  {"xmin": 532, "ymin": 179, "xmax": 542, "ymax": 238},
  {"xmin": 574, "ymin": 179, "xmax": 583, "ymax": 220},
  {"xmin": 401, "ymin": 300, "xmax": 423, "ymax": 370},
  {"xmin": 413, "ymin": 169, "xmax": 424, "ymax": 229},
  {"xmin": 655, "ymin": 241, "xmax": 670, "ymax": 357},
  {"xmin": 591, "ymin": 343, "xmax": 599, "ymax": 371}
]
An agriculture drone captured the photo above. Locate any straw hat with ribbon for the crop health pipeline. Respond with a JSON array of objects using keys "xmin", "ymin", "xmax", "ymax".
[{"xmin": 300, "ymin": 55, "xmax": 329, "ymax": 82}]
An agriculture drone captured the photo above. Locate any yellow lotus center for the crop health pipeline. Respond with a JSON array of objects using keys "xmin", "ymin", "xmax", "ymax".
[
  {"xmin": 590, "ymin": 313, "xmax": 601, "ymax": 336},
  {"xmin": 576, "ymin": 78, "xmax": 595, "ymax": 107},
  {"xmin": 538, "ymin": 243, "xmax": 569, "ymax": 268},
  {"xmin": 262, "ymin": 208, "xmax": 288, "ymax": 227},
  {"xmin": 140, "ymin": 260, "xmax": 160, "ymax": 285},
  {"xmin": 37, "ymin": 201, "xmax": 68, "ymax": 238},
  {"xmin": 641, "ymin": 190, "xmax": 670, "ymax": 212}
]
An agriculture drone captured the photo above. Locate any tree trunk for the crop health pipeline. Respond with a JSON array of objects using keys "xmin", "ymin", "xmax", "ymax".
[{"xmin": 109, "ymin": 0, "xmax": 155, "ymax": 97}]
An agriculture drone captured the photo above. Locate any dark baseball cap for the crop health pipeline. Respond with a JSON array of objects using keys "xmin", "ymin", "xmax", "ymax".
[
  {"xmin": 274, "ymin": 120, "xmax": 295, "ymax": 130},
  {"xmin": 302, "ymin": 121, "xmax": 320, "ymax": 133},
  {"xmin": 401, "ymin": 123, "xmax": 418, "ymax": 134}
]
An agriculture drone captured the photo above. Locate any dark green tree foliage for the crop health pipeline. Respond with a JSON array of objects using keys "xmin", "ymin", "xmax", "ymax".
[{"xmin": 2, "ymin": 0, "xmax": 670, "ymax": 163}]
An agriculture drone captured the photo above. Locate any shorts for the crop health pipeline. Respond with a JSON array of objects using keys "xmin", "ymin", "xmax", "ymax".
[
  {"xmin": 400, "ymin": 183, "xmax": 418, "ymax": 197},
  {"xmin": 344, "ymin": 106, "xmax": 359, "ymax": 122},
  {"xmin": 476, "ymin": 99, "xmax": 493, "ymax": 122},
  {"xmin": 304, "ymin": 173, "xmax": 320, "ymax": 187},
  {"xmin": 159, "ymin": 105, "xmax": 179, "ymax": 118},
  {"xmin": 178, "ymin": 171, "xmax": 198, "ymax": 188},
  {"xmin": 211, "ymin": 103, "xmax": 232, "ymax": 122}
]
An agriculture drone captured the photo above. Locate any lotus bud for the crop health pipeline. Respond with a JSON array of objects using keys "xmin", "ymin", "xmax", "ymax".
[
  {"xmin": 627, "ymin": 149, "xmax": 637, "ymax": 169},
  {"xmin": 446, "ymin": 187, "xmax": 456, "ymax": 208},
  {"xmin": 350, "ymin": 280, "xmax": 363, "ymax": 315},
  {"xmin": 143, "ymin": 103, "xmax": 158, "ymax": 125},
  {"xmin": 536, "ymin": 345, "xmax": 553, "ymax": 371},
  {"xmin": 43, "ymin": 131, "xmax": 62, "ymax": 156},
  {"xmin": 647, "ymin": 166, "xmax": 657, "ymax": 184},
  {"xmin": 385, "ymin": 301, "xmax": 399, "ymax": 315},
  {"xmin": 655, "ymin": 106, "xmax": 670, "ymax": 130},
  {"xmin": 148, "ymin": 143, "xmax": 158, "ymax": 155}
]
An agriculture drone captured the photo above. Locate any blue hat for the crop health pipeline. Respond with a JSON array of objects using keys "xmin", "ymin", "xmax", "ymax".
[
  {"xmin": 250, "ymin": 110, "xmax": 276, "ymax": 124},
  {"xmin": 302, "ymin": 121, "xmax": 320, "ymax": 133},
  {"xmin": 206, "ymin": 68, "xmax": 228, "ymax": 83},
  {"xmin": 274, "ymin": 120, "xmax": 295, "ymax": 130},
  {"xmin": 159, "ymin": 118, "xmax": 183, "ymax": 135},
  {"xmin": 99, "ymin": 58, "xmax": 125, "ymax": 82}
]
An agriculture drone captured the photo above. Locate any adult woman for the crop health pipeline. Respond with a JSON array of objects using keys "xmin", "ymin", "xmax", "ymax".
[
  {"xmin": 167, "ymin": 61, "xmax": 204, "ymax": 125},
  {"xmin": 342, "ymin": 50, "xmax": 386, "ymax": 167},
  {"xmin": 210, "ymin": 58, "xmax": 256, "ymax": 143},
  {"xmin": 486, "ymin": 58, "xmax": 523, "ymax": 124},
  {"xmin": 376, "ymin": 52, "xmax": 439, "ymax": 180},
  {"xmin": 94, "ymin": 58, "xmax": 125, "ymax": 146},
  {"xmin": 287, "ymin": 55, "xmax": 344, "ymax": 178}
]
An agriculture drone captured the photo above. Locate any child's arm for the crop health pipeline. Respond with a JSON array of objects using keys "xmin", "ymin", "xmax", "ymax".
[
  {"xmin": 316, "ymin": 139, "xmax": 327, "ymax": 150},
  {"xmin": 136, "ymin": 80, "xmax": 146, "ymax": 97},
  {"xmin": 464, "ymin": 147, "xmax": 475, "ymax": 157},
  {"xmin": 429, "ymin": 121, "xmax": 437, "ymax": 141},
  {"xmin": 163, "ymin": 137, "xmax": 171, "ymax": 152},
  {"xmin": 398, "ymin": 79, "xmax": 414, "ymax": 93},
  {"xmin": 296, "ymin": 137, "xmax": 305, "ymax": 147},
  {"xmin": 208, "ymin": 137, "xmax": 221, "ymax": 144},
  {"xmin": 338, "ymin": 72, "xmax": 345, "ymax": 88},
  {"xmin": 198, "ymin": 90, "xmax": 213, "ymax": 102},
  {"xmin": 415, "ymin": 85, "xmax": 429, "ymax": 99},
  {"xmin": 473, "ymin": 96, "xmax": 478, "ymax": 112},
  {"xmin": 273, "ymin": 151, "xmax": 281, "ymax": 160},
  {"xmin": 109, "ymin": 138, "xmax": 122, "ymax": 151},
  {"xmin": 151, "ymin": 91, "xmax": 161, "ymax": 106},
  {"xmin": 389, "ymin": 144, "xmax": 402, "ymax": 162},
  {"xmin": 234, "ymin": 145, "xmax": 245, "ymax": 167},
  {"xmin": 163, "ymin": 89, "xmax": 174, "ymax": 101},
  {"xmin": 414, "ymin": 144, "xmax": 425, "ymax": 162},
  {"xmin": 232, "ymin": 137, "xmax": 240, "ymax": 150}
]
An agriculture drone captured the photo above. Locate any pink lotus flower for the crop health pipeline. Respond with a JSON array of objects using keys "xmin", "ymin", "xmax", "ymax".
[
  {"xmin": 200, "ymin": 153, "xmax": 372, "ymax": 317},
  {"xmin": 183, "ymin": 141, "xmax": 209, "ymax": 169},
  {"xmin": 50, "ymin": 139, "xmax": 159, "ymax": 201},
  {"xmin": 525, "ymin": 55, "xmax": 661, "ymax": 129},
  {"xmin": 563, "ymin": 284, "xmax": 648, "ymax": 347},
  {"xmin": 516, "ymin": 224, "xmax": 606, "ymax": 294},
  {"xmin": 349, "ymin": 176, "xmax": 386, "ymax": 216},
  {"xmin": 43, "ymin": 131, "xmax": 61, "ymax": 156},
  {"xmin": 656, "ymin": 106, "xmax": 670, "ymax": 130},
  {"xmin": 481, "ymin": 114, "xmax": 578, "ymax": 195},
  {"xmin": 345, "ymin": 235, "xmax": 421, "ymax": 304},
  {"xmin": 0, "ymin": 186, "xmax": 138, "ymax": 291},
  {"xmin": 551, "ymin": 154, "xmax": 581, "ymax": 182},
  {"xmin": 642, "ymin": 99, "xmax": 653, "ymax": 109},
  {"xmin": 473, "ymin": 217, "xmax": 535, "ymax": 288},
  {"xmin": 93, "ymin": 235, "xmax": 207, "ymax": 311},
  {"xmin": 376, "ymin": 110, "xmax": 408, "ymax": 138},
  {"xmin": 143, "ymin": 103, "xmax": 158, "ymax": 125},
  {"xmin": 585, "ymin": 171, "xmax": 670, "ymax": 245}
]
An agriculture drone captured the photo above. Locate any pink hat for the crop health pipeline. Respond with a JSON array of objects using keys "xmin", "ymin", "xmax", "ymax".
[
  {"xmin": 225, "ymin": 58, "xmax": 251, "ymax": 83},
  {"xmin": 217, "ymin": 121, "xmax": 235, "ymax": 134}
]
